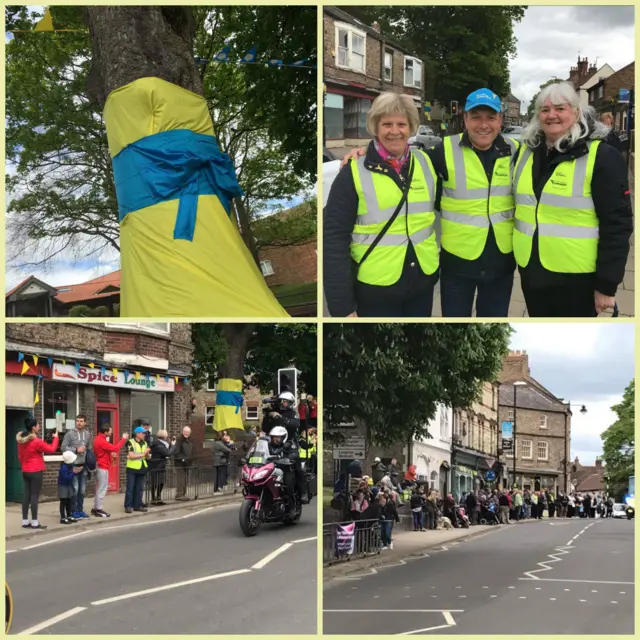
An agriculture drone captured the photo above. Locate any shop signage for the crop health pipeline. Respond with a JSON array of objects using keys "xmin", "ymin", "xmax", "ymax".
[
  {"xmin": 485, "ymin": 470, "xmax": 496, "ymax": 482},
  {"xmin": 501, "ymin": 421, "xmax": 513, "ymax": 450},
  {"xmin": 51, "ymin": 364, "xmax": 175, "ymax": 392}
]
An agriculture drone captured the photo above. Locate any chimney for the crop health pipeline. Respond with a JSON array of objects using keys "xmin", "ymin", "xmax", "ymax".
[
  {"xmin": 371, "ymin": 21, "xmax": 381, "ymax": 33},
  {"xmin": 578, "ymin": 57, "xmax": 588, "ymax": 77},
  {"xmin": 595, "ymin": 457, "xmax": 602, "ymax": 468},
  {"xmin": 499, "ymin": 350, "xmax": 531, "ymax": 382}
]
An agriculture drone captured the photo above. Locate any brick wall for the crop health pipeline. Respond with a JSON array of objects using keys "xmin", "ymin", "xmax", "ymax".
[
  {"xmin": 499, "ymin": 350, "xmax": 530, "ymax": 382},
  {"xmin": 169, "ymin": 323, "xmax": 194, "ymax": 368},
  {"xmin": 604, "ymin": 62, "xmax": 635, "ymax": 104},
  {"xmin": 259, "ymin": 241, "xmax": 317, "ymax": 287},
  {"xmin": 7, "ymin": 323, "xmax": 104, "ymax": 354}
]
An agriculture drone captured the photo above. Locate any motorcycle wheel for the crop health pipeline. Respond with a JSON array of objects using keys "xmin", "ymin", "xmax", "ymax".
[
  {"xmin": 284, "ymin": 502, "xmax": 302, "ymax": 526},
  {"xmin": 239, "ymin": 500, "xmax": 261, "ymax": 537}
]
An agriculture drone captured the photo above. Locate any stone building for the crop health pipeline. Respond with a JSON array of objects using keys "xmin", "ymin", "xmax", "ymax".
[
  {"xmin": 577, "ymin": 63, "xmax": 615, "ymax": 108},
  {"xmin": 499, "ymin": 350, "xmax": 572, "ymax": 493},
  {"xmin": 572, "ymin": 456, "xmax": 606, "ymax": 494},
  {"xmin": 587, "ymin": 61, "xmax": 635, "ymax": 129},
  {"xmin": 567, "ymin": 56, "xmax": 598, "ymax": 90},
  {"xmin": 451, "ymin": 381, "xmax": 503, "ymax": 497},
  {"xmin": 6, "ymin": 323, "xmax": 193, "ymax": 501},
  {"xmin": 324, "ymin": 5, "xmax": 425, "ymax": 150},
  {"xmin": 502, "ymin": 93, "xmax": 522, "ymax": 126}
]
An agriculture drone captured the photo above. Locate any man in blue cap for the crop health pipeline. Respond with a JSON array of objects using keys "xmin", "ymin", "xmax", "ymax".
[
  {"xmin": 124, "ymin": 426, "xmax": 152, "ymax": 513},
  {"xmin": 434, "ymin": 88, "xmax": 519, "ymax": 316},
  {"xmin": 341, "ymin": 87, "xmax": 520, "ymax": 317}
]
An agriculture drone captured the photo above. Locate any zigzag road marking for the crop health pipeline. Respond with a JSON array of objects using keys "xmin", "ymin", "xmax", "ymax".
[{"xmin": 523, "ymin": 546, "xmax": 571, "ymax": 580}]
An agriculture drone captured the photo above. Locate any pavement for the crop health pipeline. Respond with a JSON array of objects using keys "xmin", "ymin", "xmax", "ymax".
[
  {"xmin": 323, "ymin": 517, "xmax": 634, "ymax": 635},
  {"xmin": 6, "ymin": 499, "xmax": 318, "ymax": 634}
]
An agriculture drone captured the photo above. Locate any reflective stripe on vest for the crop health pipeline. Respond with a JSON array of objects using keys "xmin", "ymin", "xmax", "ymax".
[
  {"xmin": 513, "ymin": 141, "xmax": 599, "ymax": 272},
  {"xmin": 440, "ymin": 134, "xmax": 517, "ymax": 260},
  {"xmin": 126, "ymin": 438, "xmax": 148, "ymax": 470},
  {"xmin": 299, "ymin": 443, "xmax": 316, "ymax": 458},
  {"xmin": 350, "ymin": 150, "xmax": 439, "ymax": 286}
]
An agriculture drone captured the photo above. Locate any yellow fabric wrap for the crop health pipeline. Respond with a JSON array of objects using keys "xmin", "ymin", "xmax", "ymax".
[
  {"xmin": 103, "ymin": 76, "xmax": 288, "ymax": 317},
  {"xmin": 213, "ymin": 378, "xmax": 244, "ymax": 432}
]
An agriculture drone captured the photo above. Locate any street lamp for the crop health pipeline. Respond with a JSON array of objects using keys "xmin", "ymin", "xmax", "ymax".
[
  {"xmin": 512, "ymin": 381, "xmax": 526, "ymax": 489},
  {"xmin": 561, "ymin": 400, "xmax": 588, "ymax": 493}
]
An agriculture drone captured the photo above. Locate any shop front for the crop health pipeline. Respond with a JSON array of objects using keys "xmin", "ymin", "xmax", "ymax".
[
  {"xmin": 507, "ymin": 468, "xmax": 560, "ymax": 493},
  {"xmin": 452, "ymin": 447, "xmax": 500, "ymax": 498}
]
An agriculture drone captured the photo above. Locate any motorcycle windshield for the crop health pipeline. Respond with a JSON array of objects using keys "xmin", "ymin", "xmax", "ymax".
[{"xmin": 247, "ymin": 438, "xmax": 271, "ymax": 466}]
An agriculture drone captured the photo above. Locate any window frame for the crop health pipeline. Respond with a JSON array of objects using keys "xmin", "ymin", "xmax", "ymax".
[
  {"xmin": 205, "ymin": 406, "xmax": 216, "ymax": 427},
  {"xmin": 246, "ymin": 405, "xmax": 259, "ymax": 421},
  {"xmin": 260, "ymin": 259, "xmax": 275, "ymax": 277},
  {"xmin": 537, "ymin": 440, "xmax": 549, "ymax": 461},
  {"xmin": 335, "ymin": 22, "xmax": 367, "ymax": 75},
  {"xmin": 520, "ymin": 439, "xmax": 533, "ymax": 460},
  {"xmin": 403, "ymin": 56, "xmax": 423, "ymax": 89},
  {"xmin": 539, "ymin": 414, "xmax": 548, "ymax": 429},
  {"xmin": 383, "ymin": 50, "xmax": 393, "ymax": 81},
  {"xmin": 206, "ymin": 375, "xmax": 216, "ymax": 392},
  {"xmin": 105, "ymin": 322, "xmax": 170, "ymax": 336}
]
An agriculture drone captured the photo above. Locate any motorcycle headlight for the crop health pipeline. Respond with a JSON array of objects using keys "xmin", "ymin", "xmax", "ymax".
[
  {"xmin": 253, "ymin": 467, "xmax": 270, "ymax": 481},
  {"xmin": 242, "ymin": 470, "xmax": 249, "ymax": 479}
]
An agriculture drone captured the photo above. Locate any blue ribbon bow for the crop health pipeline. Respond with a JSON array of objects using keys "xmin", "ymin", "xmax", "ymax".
[
  {"xmin": 112, "ymin": 129, "xmax": 244, "ymax": 242},
  {"xmin": 216, "ymin": 390, "xmax": 244, "ymax": 414}
]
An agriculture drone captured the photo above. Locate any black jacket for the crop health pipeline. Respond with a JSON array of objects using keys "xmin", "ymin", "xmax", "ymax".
[
  {"xmin": 173, "ymin": 436, "xmax": 195, "ymax": 467},
  {"xmin": 428, "ymin": 133, "xmax": 518, "ymax": 279},
  {"xmin": 514, "ymin": 135, "xmax": 632, "ymax": 296},
  {"xmin": 262, "ymin": 408, "xmax": 301, "ymax": 444},
  {"xmin": 604, "ymin": 130, "xmax": 624, "ymax": 154},
  {"xmin": 212, "ymin": 440, "xmax": 233, "ymax": 467},
  {"xmin": 149, "ymin": 439, "xmax": 173, "ymax": 469},
  {"xmin": 465, "ymin": 492, "xmax": 477, "ymax": 511},
  {"xmin": 323, "ymin": 141, "xmax": 439, "ymax": 317},
  {"xmin": 381, "ymin": 501, "xmax": 400, "ymax": 523}
]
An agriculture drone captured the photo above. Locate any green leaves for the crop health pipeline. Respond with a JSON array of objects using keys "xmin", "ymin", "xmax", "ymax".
[
  {"xmin": 324, "ymin": 324, "xmax": 512, "ymax": 448},
  {"xmin": 601, "ymin": 379, "xmax": 635, "ymax": 497}
]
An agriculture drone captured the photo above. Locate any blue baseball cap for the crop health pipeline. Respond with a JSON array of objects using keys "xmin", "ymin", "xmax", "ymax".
[
  {"xmin": 133, "ymin": 426, "xmax": 146, "ymax": 434},
  {"xmin": 465, "ymin": 88, "xmax": 502, "ymax": 113}
]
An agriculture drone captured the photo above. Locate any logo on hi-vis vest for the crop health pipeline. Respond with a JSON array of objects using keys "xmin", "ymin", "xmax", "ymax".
[
  {"xmin": 550, "ymin": 179, "xmax": 568, "ymax": 188},
  {"xmin": 6, "ymin": 583, "xmax": 13, "ymax": 634}
]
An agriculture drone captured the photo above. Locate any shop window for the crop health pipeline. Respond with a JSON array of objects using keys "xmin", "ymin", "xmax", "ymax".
[
  {"xmin": 344, "ymin": 97, "xmax": 371, "ymax": 139},
  {"xmin": 325, "ymin": 93, "xmax": 345, "ymax": 140},
  {"xmin": 206, "ymin": 406, "xmax": 216, "ymax": 426},
  {"xmin": 43, "ymin": 381, "xmax": 78, "ymax": 452},
  {"xmin": 246, "ymin": 406, "xmax": 259, "ymax": 421},
  {"xmin": 131, "ymin": 391, "xmax": 164, "ymax": 432}
]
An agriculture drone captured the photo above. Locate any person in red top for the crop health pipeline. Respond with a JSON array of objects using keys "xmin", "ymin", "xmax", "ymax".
[
  {"xmin": 91, "ymin": 423, "xmax": 129, "ymax": 518},
  {"xmin": 16, "ymin": 416, "xmax": 59, "ymax": 530},
  {"xmin": 307, "ymin": 395, "xmax": 317, "ymax": 428}
]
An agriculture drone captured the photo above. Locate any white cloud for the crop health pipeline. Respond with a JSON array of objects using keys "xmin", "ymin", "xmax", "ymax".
[
  {"xmin": 509, "ymin": 323, "xmax": 634, "ymax": 465},
  {"xmin": 510, "ymin": 6, "xmax": 635, "ymax": 107}
]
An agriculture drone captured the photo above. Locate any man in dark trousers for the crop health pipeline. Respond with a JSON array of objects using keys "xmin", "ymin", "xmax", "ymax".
[
  {"xmin": 173, "ymin": 426, "xmax": 195, "ymax": 500},
  {"xmin": 465, "ymin": 490, "xmax": 478, "ymax": 525}
]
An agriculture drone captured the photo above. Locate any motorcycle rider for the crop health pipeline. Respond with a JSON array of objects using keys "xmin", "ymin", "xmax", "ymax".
[
  {"xmin": 267, "ymin": 426, "xmax": 298, "ymax": 518},
  {"xmin": 262, "ymin": 391, "xmax": 307, "ymax": 503}
]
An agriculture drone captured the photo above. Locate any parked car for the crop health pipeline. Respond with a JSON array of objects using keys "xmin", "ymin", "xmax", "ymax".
[
  {"xmin": 323, "ymin": 158, "xmax": 341, "ymax": 207},
  {"xmin": 613, "ymin": 503, "xmax": 628, "ymax": 518},
  {"xmin": 409, "ymin": 125, "xmax": 442, "ymax": 150}
]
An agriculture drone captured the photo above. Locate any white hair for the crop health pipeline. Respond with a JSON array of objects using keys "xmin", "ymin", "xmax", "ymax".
[
  {"xmin": 366, "ymin": 91, "xmax": 420, "ymax": 137},
  {"xmin": 521, "ymin": 81, "xmax": 610, "ymax": 151}
]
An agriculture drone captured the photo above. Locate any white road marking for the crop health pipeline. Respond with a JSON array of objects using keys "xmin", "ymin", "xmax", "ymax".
[
  {"xmin": 550, "ymin": 598, "xmax": 556, "ymax": 601},
  {"xmin": 22, "ymin": 530, "xmax": 88, "ymax": 550},
  {"xmin": 611, "ymin": 601, "xmax": 619, "ymax": 604},
  {"xmin": 564, "ymin": 588, "xmax": 570, "ymax": 591},
  {"xmin": 490, "ymin": 595, "xmax": 497, "ymax": 598},
  {"xmin": 508, "ymin": 586, "xmax": 515, "ymax": 589},
  {"xmin": 580, "ymin": 599, "xmax": 587, "ymax": 602},
  {"xmin": 519, "ymin": 596, "xmax": 526, "ymax": 599},
  {"xmin": 443, "ymin": 612, "xmax": 455, "ymax": 625},
  {"xmin": 181, "ymin": 506, "xmax": 216, "ymax": 518},
  {"xmin": 324, "ymin": 609, "xmax": 464, "ymax": 613},
  {"xmin": 92, "ymin": 569, "xmax": 251, "ymax": 605},
  {"xmin": 522, "ymin": 546, "xmax": 571, "ymax": 580},
  {"xmin": 290, "ymin": 536, "xmax": 317, "ymax": 544},
  {"xmin": 459, "ymin": 595, "xmax": 466, "ymax": 598},
  {"xmin": 394, "ymin": 610, "xmax": 459, "ymax": 635},
  {"xmin": 483, "ymin": 586, "xmax": 488, "ymax": 589},
  {"xmin": 520, "ymin": 578, "xmax": 634, "ymax": 585},
  {"xmin": 5, "ymin": 549, "xmax": 18, "ymax": 553},
  {"xmin": 252, "ymin": 542, "xmax": 293, "ymax": 569},
  {"xmin": 17, "ymin": 606, "xmax": 87, "ymax": 634},
  {"xmin": 535, "ymin": 587, "xmax": 541, "ymax": 590},
  {"xmin": 620, "ymin": 591, "xmax": 626, "ymax": 594}
]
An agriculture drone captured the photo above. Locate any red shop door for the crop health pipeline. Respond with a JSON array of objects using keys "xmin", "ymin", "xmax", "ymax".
[{"xmin": 96, "ymin": 404, "xmax": 120, "ymax": 492}]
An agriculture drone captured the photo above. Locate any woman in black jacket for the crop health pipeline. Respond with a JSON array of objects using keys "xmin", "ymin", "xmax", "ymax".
[
  {"xmin": 212, "ymin": 432, "xmax": 235, "ymax": 493},
  {"xmin": 148, "ymin": 430, "xmax": 176, "ymax": 505},
  {"xmin": 514, "ymin": 82, "xmax": 632, "ymax": 317}
]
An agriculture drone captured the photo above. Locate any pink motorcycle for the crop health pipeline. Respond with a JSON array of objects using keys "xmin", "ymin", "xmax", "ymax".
[{"xmin": 239, "ymin": 437, "xmax": 301, "ymax": 537}]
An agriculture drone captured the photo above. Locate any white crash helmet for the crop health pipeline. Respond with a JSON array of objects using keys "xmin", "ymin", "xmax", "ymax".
[
  {"xmin": 269, "ymin": 426, "xmax": 288, "ymax": 444},
  {"xmin": 278, "ymin": 391, "xmax": 295, "ymax": 405}
]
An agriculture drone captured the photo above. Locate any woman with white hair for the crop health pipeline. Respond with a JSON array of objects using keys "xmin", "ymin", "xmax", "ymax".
[
  {"xmin": 512, "ymin": 82, "xmax": 632, "ymax": 316},
  {"xmin": 324, "ymin": 92, "xmax": 440, "ymax": 317}
]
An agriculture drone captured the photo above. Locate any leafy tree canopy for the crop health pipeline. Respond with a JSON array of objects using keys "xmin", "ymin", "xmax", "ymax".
[
  {"xmin": 324, "ymin": 323, "xmax": 512, "ymax": 447},
  {"xmin": 601, "ymin": 379, "xmax": 635, "ymax": 497}
]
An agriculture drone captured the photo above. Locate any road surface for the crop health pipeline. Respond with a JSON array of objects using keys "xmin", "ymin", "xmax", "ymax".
[
  {"xmin": 324, "ymin": 517, "xmax": 634, "ymax": 634},
  {"xmin": 7, "ymin": 501, "xmax": 318, "ymax": 634}
]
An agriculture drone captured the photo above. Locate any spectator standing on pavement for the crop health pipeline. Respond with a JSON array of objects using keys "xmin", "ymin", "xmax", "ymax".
[
  {"xmin": 372, "ymin": 457, "xmax": 387, "ymax": 483},
  {"xmin": 58, "ymin": 451, "xmax": 82, "ymax": 524},
  {"xmin": 173, "ymin": 426, "xmax": 195, "ymax": 500},
  {"xmin": 600, "ymin": 112, "xmax": 624, "ymax": 153},
  {"xmin": 379, "ymin": 492, "xmax": 400, "ymax": 549},
  {"xmin": 307, "ymin": 395, "xmax": 318, "ymax": 428},
  {"xmin": 515, "ymin": 82, "xmax": 632, "ymax": 317},
  {"xmin": 465, "ymin": 490, "xmax": 478, "ymax": 525},
  {"xmin": 149, "ymin": 430, "xmax": 176, "ymax": 505},
  {"xmin": 124, "ymin": 426, "xmax": 152, "ymax": 513},
  {"xmin": 17, "ymin": 417, "xmax": 60, "ymax": 530},
  {"xmin": 589, "ymin": 493, "xmax": 597, "ymax": 518},
  {"xmin": 92, "ymin": 424, "xmax": 129, "ymax": 517},
  {"xmin": 212, "ymin": 431, "xmax": 234, "ymax": 493},
  {"xmin": 325, "ymin": 92, "xmax": 440, "ymax": 317},
  {"xmin": 411, "ymin": 488, "xmax": 426, "ymax": 531},
  {"xmin": 547, "ymin": 491, "xmax": 556, "ymax": 518},
  {"xmin": 424, "ymin": 490, "xmax": 438, "ymax": 530},
  {"xmin": 513, "ymin": 489, "xmax": 523, "ymax": 521},
  {"xmin": 538, "ymin": 491, "xmax": 547, "ymax": 519},
  {"xmin": 558, "ymin": 491, "xmax": 569, "ymax": 518},
  {"xmin": 61, "ymin": 414, "xmax": 93, "ymax": 520},
  {"xmin": 498, "ymin": 490, "xmax": 510, "ymax": 524},
  {"xmin": 567, "ymin": 493, "xmax": 575, "ymax": 518}
]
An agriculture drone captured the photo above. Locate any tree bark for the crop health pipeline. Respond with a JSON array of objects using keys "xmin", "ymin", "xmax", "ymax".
[
  {"xmin": 233, "ymin": 198, "xmax": 261, "ymax": 267},
  {"xmin": 84, "ymin": 6, "xmax": 202, "ymax": 109},
  {"xmin": 220, "ymin": 323, "xmax": 256, "ymax": 379}
]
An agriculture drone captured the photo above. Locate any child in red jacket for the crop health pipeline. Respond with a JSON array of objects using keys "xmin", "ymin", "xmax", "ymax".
[{"xmin": 16, "ymin": 417, "xmax": 59, "ymax": 529}]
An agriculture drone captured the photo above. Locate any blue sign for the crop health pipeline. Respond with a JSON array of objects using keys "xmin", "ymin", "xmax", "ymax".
[
  {"xmin": 501, "ymin": 421, "xmax": 513, "ymax": 438},
  {"xmin": 485, "ymin": 470, "xmax": 496, "ymax": 482},
  {"xmin": 619, "ymin": 89, "xmax": 630, "ymax": 103}
]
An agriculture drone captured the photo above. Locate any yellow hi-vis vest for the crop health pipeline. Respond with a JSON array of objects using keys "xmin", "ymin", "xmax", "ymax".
[
  {"xmin": 126, "ymin": 438, "xmax": 148, "ymax": 470},
  {"xmin": 440, "ymin": 134, "xmax": 518, "ymax": 260},
  {"xmin": 512, "ymin": 141, "xmax": 600, "ymax": 273},
  {"xmin": 350, "ymin": 150, "xmax": 439, "ymax": 286},
  {"xmin": 299, "ymin": 438, "xmax": 317, "ymax": 459}
]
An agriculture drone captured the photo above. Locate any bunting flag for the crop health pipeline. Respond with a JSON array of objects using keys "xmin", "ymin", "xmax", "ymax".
[
  {"xmin": 175, "ymin": 376, "xmax": 179, "ymax": 385},
  {"xmin": 88, "ymin": 362, "xmax": 95, "ymax": 369},
  {"xmin": 32, "ymin": 355, "xmax": 39, "ymax": 367},
  {"xmin": 156, "ymin": 374, "xmax": 161, "ymax": 381},
  {"xmin": 211, "ymin": 44, "xmax": 315, "ymax": 70},
  {"xmin": 184, "ymin": 377, "xmax": 190, "ymax": 385},
  {"xmin": 124, "ymin": 369, "xmax": 130, "ymax": 378},
  {"xmin": 112, "ymin": 368, "xmax": 118, "ymax": 378},
  {"xmin": 146, "ymin": 372, "xmax": 150, "ymax": 381},
  {"xmin": 267, "ymin": 59, "xmax": 284, "ymax": 67},
  {"xmin": 75, "ymin": 362, "xmax": 81, "ymax": 374},
  {"xmin": 62, "ymin": 360, "xmax": 66, "ymax": 365},
  {"xmin": 48, "ymin": 357, "xmax": 53, "ymax": 369},
  {"xmin": 7, "ymin": 7, "xmax": 89, "ymax": 34},
  {"xmin": 240, "ymin": 46, "xmax": 257, "ymax": 63},
  {"xmin": 18, "ymin": 353, "xmax": 24, "ymax": 363},
  {"xmin": 213, "ymin": 45, "xmax": 231, "ymax": 62},
  {"xmin": 166, "ymin": 375, "xmax": 170, "ymax": 383},
  {"xmin": 34, "ymin": 388, "xmax": 40, "ymax": 405},
  {"xmin": 135, "ymin": 371, "xmax": 141, "ymax": 380},
  {"xmin": 21, "ymin": 361, "xmax": 30, "ymax": 376},
  {"xmin": 101, "ymin": 366, "xmax": 107, "ymax": 377}
]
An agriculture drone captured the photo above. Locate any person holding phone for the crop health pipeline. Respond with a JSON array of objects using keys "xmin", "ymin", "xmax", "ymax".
[{"xmin": 61, "ymin": 414, "xmax": 93, "ymax": 519}]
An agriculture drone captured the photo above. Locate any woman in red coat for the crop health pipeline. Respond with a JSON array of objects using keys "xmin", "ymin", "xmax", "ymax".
[{"xmin": 16, "ymin": 417, "xmax": 59, "ymax": 529}]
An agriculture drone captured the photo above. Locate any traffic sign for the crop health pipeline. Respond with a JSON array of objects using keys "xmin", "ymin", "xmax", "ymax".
[
  {"xmin": 485, "ymin": 470, "xmax": 496, "ymax": 482},
  {"xmin": 619, "ymin": 89, "xmax": 630, "ymax": 104},
  {"xmin": 333, "ymin": 449, "xmax": 365, "ymax": 460},
  {"xmin": 332, "ymin": 435, "xmax": 366, "ymax": 460}
]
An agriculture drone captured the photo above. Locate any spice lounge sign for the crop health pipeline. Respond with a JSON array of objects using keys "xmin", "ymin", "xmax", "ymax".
[{"xmin": 52, "ymin": 364, "xmax": 176, "ymax": 392}]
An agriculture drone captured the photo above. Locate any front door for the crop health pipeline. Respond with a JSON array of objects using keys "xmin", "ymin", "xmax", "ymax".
[
  {"xmin": 96, "ymin": 406, "xmax": 120, "ymax": 492},
  {"xmin": 6, "ymin": 409, "xmax": 31, "ymax": 502}
]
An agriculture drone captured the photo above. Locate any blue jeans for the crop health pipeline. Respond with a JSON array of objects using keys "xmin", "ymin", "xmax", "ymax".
[
  {"xmin": 380, "ymin": 520, "xmax": 393, "ymax": 546},
  {"xmin": 125, "ymin": 470, "xmax": 146, "ymax": 510},
  {"xmin": 71, "ymin": 467, "xmax": 88, "ymax": 513},
  {"xmin": 412, "ymin": 511, "xmax": 424, "ymax": 530},
  {"xmin": 440, "ymin": 269, "xmax": 514, "ymax": 317}
]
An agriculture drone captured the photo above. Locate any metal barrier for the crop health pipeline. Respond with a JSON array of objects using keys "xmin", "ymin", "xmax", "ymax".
[
  {"xmin": 143, "ymin": 462, "xmax": 241, "ymax": 505},
  {"xmin": 323, "ymin": 518, "xmax": 381, "ymax": 566}
]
